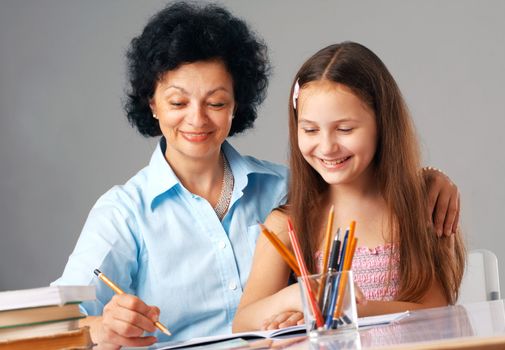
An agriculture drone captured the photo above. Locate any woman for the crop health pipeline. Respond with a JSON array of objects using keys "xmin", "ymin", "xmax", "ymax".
[{"xmin": 53, "ymin": 2, "xmax": 459, "ymax": 348}]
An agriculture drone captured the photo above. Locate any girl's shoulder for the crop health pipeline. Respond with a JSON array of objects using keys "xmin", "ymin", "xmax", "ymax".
[{"xmin": 263, "ymin": 208, "xmax": 290, "ymax": 245}]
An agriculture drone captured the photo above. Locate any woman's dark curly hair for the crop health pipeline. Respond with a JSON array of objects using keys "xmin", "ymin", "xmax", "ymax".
[{"xmin": 125, "ymin": 1, "xmax": 270, "ymax": 137}]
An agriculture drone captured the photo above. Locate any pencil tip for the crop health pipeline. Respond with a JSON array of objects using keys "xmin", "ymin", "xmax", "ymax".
[
  {"xmin": 93, "ymin": 269, "xmax": 101, "ymax": 276},
  {"xmin": 160, "ymin": 326, "xmax": 172, "ymax": 336}
]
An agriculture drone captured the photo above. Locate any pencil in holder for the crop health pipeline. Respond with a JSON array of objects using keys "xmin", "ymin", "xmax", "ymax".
[{"xmin": 299, "ymin": 270, "xmax": 358, "ymax": 338}]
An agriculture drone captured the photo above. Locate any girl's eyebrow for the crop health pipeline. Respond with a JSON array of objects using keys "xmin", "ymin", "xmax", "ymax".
[{"xmin": 298, "ymin": 117, "xmax": 353, "ymax": 123}]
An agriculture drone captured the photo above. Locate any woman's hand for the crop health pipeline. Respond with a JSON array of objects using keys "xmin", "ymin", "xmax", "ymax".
[
  {"xmin": 423, "ymin": 167, "xmax": 460, "ymax": 236},
  {"xmin": 98, "ymin": 294, "xmax": 160, "ymax": 349},
  {"xmin": 261, "ymin": 311, "xmax": 304, "ymax": 330}
]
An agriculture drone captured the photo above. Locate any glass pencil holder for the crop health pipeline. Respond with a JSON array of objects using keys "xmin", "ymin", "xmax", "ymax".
[{"xmin": 298, "ymin": 270, "xmax": 358, "ymax": 339}]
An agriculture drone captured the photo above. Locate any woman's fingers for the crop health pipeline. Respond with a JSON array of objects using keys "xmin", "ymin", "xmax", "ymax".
[
  {"xmin": 101, "ymin": 325, "xmax": 157, "ymax": 347},
  {"xmin": 100, "ymin": 294, "xmax": 160, "ymax": 347},
  {"xmin": 425, "ymin": 170, "xmax": 440, "ymax": 224},
  {"xmin": 146, "ymin": 306, "xmax": 161, "ymax": 323},
  {"xmin": 450, "ymin": 196, "xmax": 460, "ymax": 234},
  {"xmin": 110, "ymin": 304, "xmax": 157, "ymax": 334},
  {"xmin": 425, "ymin": 169, "xmax": 460, "ymax": 236},
  {"xmin": 114, "ymin": 295, "xmax": 153, "ymax": 317}
]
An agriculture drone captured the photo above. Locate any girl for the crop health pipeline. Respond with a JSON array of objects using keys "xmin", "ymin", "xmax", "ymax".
[{"xmin": 233, "ymin": 42, "xmax": 465, "ymax": 332}]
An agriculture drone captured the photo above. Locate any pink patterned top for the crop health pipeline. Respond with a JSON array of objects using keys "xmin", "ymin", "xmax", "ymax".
[{"xmin": 316, "ymin": 243, "xmax": 400, "ymax": 301}]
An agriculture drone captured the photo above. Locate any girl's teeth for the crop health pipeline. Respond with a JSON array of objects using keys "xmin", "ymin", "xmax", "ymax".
[{"xmin": 322, "ymin": 157, "xmax": 348, "ymax": 165}]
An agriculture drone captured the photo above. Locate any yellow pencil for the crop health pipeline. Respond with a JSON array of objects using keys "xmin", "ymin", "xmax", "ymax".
[
  {"xmin": 317, "ymin": 205, "xmax": 335, "ymax": 304},
  {"xmin": 259, "ymin": 223, "xmax": 301, "ymax": 276},
  {"xmin": 94, "ymin": 269, "xmax": 171, "ymax": 336},
  {"xmin": 320, "ymin": 205, "xmax": 335, "ymax": 273}
]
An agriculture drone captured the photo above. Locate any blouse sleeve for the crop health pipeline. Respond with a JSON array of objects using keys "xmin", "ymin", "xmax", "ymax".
[{"xmin": 52, "ymin": 193, "xmax": 140, "ymax": 316}]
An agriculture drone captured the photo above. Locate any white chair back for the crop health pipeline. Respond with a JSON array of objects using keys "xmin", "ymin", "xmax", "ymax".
[{"xmin": 458, "ymin": 249, "xmax": 501, "ymax": 304}]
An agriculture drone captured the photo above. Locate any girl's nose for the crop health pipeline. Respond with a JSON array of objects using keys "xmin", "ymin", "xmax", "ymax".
[{"xmin": 319, "ymin": 132, "xmax": 339, "ymax": 155}]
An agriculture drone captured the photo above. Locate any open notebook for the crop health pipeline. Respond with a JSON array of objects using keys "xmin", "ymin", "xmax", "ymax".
[
  {"xmin": 153, "ymin": 311, "xmax": 409, "ymax": 349},
  {"xmin": 153, "ymin": 325, "xmax": 306, "ymax": 350}
]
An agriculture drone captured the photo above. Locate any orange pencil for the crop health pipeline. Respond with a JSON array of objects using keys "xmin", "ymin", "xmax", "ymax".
[
  {"xmin": 333, "ymin": 236, "xmax": 358, "ymax": 319},
  {"xmin": 343, "ymin": 221, "xmax": 356, "ymax": 265},
  {"xmin": 287, "ymin": 218, "xmax": 324, "ymax": 328},
  {"xmin": 317, "ymin": 205, "xmax": 335, "ymax": 304},
  {"xmin": 94, "ymin": 269, "xmax": 171, "ymax": 336},
  {"xmin": 259, "ymin": 223, "xmax": 301, "ymax": 276}
]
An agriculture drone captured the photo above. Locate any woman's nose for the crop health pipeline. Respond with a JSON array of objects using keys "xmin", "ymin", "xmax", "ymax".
[{"xmin": 187, "ymin": 104, "xmax": 207, "ymax": 127}]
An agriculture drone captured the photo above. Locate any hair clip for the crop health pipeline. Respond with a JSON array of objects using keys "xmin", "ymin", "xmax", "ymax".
[{"xmin": 292, "ymin": 79, "xmax": 300, "ymax": 110}]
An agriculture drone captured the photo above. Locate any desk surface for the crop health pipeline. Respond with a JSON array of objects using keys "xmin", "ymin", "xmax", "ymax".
[{"xmin": 284, "ymin": 299, "xmax": 505, "ymax": 350}]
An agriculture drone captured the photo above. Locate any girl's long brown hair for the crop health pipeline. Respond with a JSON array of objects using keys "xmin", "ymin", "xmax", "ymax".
[{"xmin": 288, "ymin": 42, "xmax": 465, "ymax": 304}]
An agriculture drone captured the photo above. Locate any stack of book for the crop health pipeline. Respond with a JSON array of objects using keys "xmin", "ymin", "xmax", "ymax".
[{"xmin": 0, "ymin": 285, "xmax": 95, "ymax": 350}]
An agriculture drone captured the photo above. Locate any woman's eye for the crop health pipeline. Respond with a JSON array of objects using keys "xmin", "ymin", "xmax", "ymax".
[
  {"xmin": 170, "ymin": 101, "xmax": 186, "ymax": 107},
  {"xmin": 208, "ymin": 102, "xmax": 226, "ymax": 108}
]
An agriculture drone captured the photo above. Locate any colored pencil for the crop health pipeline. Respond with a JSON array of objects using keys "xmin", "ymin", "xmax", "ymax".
[
  {"xmin": 324, "ymin": 229, "xmax": 349, "ymax": 328},
  {"xmin": 321, "ymin": 229, "xmax": 341, "ymax": 320},
  {"xmin": 259, "ymin": 223, "xmax": 301, "ymax": 276},
  {"xmin": 316, "ymin": 205, "xmax": 335, "ymax": 305},
  {"xmin": 343, "ymin": 221, "xmax": 356, "ymax": 267},
  {"xmin": 287, "ymin": 218, "xmax": 324, "ymax": 328},
  {"xmin": 333, "ymin": 236, "xmax": 358, "ymax": 319}
]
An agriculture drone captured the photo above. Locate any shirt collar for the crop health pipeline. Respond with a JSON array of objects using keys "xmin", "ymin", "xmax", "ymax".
[
  {"xmin": 146, "ymin": 138, "xmax": 283, "ymax": 210},
  {"xmin": 145, "ymin": 138, "xmax": 179, "ymax": 210},
  {"xmin": 221, "ymin": 140, "xmax": 282, "ymax": 183}
]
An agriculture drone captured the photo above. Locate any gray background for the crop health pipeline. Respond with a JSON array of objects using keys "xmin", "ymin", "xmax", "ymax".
[{"xmin": 1, "ymin": 1, "xmax": 504, "ymax": 294}]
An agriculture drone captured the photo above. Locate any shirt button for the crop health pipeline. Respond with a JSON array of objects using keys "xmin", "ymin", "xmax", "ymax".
[
  {"xmin": 219, "ymin": 241, "xmax": 227, "ymax": 249},
  {"xmin": 228, "ymin": 281, "xmax": 237, "ymax": 290}
]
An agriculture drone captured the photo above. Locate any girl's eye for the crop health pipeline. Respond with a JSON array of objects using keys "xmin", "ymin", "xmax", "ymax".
[
  {"xmin": 338, "ymin": 127, "xmax": 353, "ymax": 133},
  {"xmin": 302, "ymin": 128, "xmax": 318, "ymax": 134}
]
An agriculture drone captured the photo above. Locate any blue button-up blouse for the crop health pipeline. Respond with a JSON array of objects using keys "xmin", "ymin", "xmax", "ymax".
[{"xmin": 52, "ymin": 139, "xmax": 288, "ymax": 341}]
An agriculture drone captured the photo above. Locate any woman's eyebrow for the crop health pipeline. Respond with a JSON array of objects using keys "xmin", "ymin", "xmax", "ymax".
[
  {"xmin": 205, "ymin": 87, "xmax": 232, "ymax": 97},
  {"xmin": 163, "ymin": 85, "xmax": 232, "ymax": 97},
  {"xmin": 165, "ymin": 85, "xmax": 188, "ymax": 94}
]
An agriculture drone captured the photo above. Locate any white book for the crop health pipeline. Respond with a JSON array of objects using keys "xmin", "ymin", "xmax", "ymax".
[
  {"xmin": 154, "ymin": 311, "xmax": 410, "ymax": 349},
  {"xmin": 0, "ymin": 303, "xmax": 84, "ymax": 328},
  {"xmin": 154, "ymin": 325, "xmax": 306, "ymax": 350},
  {"xmin": 0, "ymin": 286, "xmax": 95, "ymax": 311},
  {"xmin": 358, "ymin": 310, "xmax": 410, "ymax": 328},
  {"xmin": 0, "ymin": 319, "xmax": 80, "ymax": 341}
]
